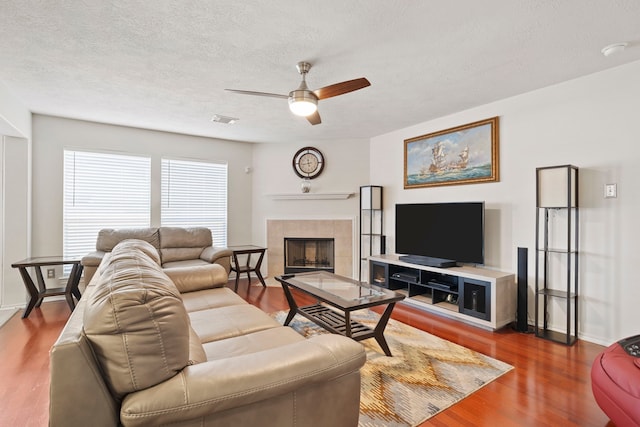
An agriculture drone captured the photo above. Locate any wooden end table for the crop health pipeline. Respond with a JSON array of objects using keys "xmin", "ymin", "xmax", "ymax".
[
  {"xmin": 11, "ymin": 256, "xmax": 84, "ymax": 318},
  {"xmin": 228, "ymin": 245, "xmax": 267, "ymax": 292}
]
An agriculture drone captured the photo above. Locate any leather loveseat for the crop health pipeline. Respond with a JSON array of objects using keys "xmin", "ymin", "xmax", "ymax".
[
  {"xmin": 50, "ymin": 239, "xmax": 366, "ymax": 427},
  {"xmin": 81, "ymin": 226, "xmax": 232, "ymax": 285}
]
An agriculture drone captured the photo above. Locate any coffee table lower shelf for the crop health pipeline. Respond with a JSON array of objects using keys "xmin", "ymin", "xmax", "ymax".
[
  {"xmin": 285, "ymin": 302, "xmax": 397, "ymax": 356},
  {"xmin": 277, "ymin": 271, "xmax": 404, "ymax": 357},
  {"xmin": 298, "ymin": 304, "xmax": 374, "ymax": 341}
]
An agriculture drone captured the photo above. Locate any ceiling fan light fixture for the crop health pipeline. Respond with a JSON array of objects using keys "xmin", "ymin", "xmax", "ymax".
[
  {"xmin": 227, "ymin": 60, "xmax": 369, "ymax": 125},
  {"xmin": 288, "ymin": 90, "xmax": 318, "ymax": 116}
]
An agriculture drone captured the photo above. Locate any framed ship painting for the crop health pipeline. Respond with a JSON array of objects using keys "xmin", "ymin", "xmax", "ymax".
[{"xmin": 404, "ymin": 116, "xmax": 499, "ymax": 189}]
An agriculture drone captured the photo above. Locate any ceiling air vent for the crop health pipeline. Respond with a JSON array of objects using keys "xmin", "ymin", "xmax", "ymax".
[{"xmin": 211, "ymin": 114, "xmax": 239, "ymax": 124}]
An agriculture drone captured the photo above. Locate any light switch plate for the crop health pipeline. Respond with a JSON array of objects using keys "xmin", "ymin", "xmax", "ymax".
[{"xmin": 604, "ymin": 183, "xmax": 617, "ymax": 198}]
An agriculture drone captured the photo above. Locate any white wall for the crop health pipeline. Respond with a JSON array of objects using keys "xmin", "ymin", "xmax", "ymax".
[
  {"xmin": 0, "ymin": 81, "xmax": 31, "ymax": 308},
  {"xmin": 1, "ymin": 136, "xmax": 30, "ymax": 307},
  {"xmin": 251, "ymin": 139, "xmax": 371, "ymax": 277},
  {"xmin": 11, "ymin": 61, "xmax": 639, "ymax": 343},
  {"xmin": 0, "ymin": 79, "xmax": 31, "ymax": 139},
  {"xmin": 31, "ymin": 115, "xmax": 254, "ymax": 266},
  {"xmin": 370, "ymin": 60, "xmax": 640, "ymax": 345}
]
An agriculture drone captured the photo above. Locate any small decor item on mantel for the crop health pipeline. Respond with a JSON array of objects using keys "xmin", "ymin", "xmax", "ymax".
[
  {"xmin": 301, "ymin": 178, "xmax": 311, "ymax": 193},
  {"xmin": 292, "ymin": 146, "xmax": 325, "ymax": 179},
  {"xmin": 404, "ymin": 116, "xmax": 499, "ymax": 189}
]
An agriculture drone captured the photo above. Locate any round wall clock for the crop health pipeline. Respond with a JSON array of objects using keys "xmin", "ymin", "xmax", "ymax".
[{"xmin": 292, "ymin": 146, "xmax": 325, "ymax": 179}]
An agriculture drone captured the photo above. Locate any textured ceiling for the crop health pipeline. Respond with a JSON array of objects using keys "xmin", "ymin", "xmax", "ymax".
[{"xmin": 1, "ymin": 1, "xmax": 639, "ymax": 143}]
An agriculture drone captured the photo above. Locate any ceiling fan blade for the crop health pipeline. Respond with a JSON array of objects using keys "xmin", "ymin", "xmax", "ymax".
[
  {"xmin": 313, "ymin": 78, "xmax": 371, "ymax": 100},
  {"xmin": 306, "ymin": 111, "xmax": 321, "ymax": 125},
  {"xmin": 224, "ymin": 89, "xmax": 288, "ymax": 99}
]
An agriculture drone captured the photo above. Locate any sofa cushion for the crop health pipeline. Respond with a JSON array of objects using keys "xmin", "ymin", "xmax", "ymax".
[
  {"xmin": 202, "ymin": 326, "xmax": 305, "ymax": 361},
  {"xmin": 159, "ymin": 226, "xmax": 213, "ymax": 248},
  {"xmin": 161, "ymin": 247, "xmax": 206, "ymax": 264},
  {"xmin": 161, "ymin": 258, "xmax": 210, "ymax": 269},
  {"xmin": 96, "ymin": 228, "xmax": 160, "ymax": 252},
  {"xmin": 181, "ymin": 287, "xmax": 247, "ymax": 313},
  {"xmin": 189, "ymin": 305, "xmax": 281, "ymax": 344},
  {"xmin": 84, "ymin": 247, "xmax": 190, "ymax": 399},
  {"xmin": 159, "ymin": 227, "xmax": 212, "ymax": 263}
]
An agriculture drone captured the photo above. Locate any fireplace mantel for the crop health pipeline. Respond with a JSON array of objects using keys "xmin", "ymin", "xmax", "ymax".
[{"xmin": 268, "ymin": 192, "xmax": 354, "ymax": 200}]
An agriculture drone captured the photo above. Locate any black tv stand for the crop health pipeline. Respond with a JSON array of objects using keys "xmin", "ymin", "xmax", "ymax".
[{"xmin": 399, "ymin": 255, "xmax": 456, "ymax": 268}]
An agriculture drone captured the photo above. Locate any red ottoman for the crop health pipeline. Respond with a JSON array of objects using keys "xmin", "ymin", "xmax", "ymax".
[{"xmin": 591, "ymin": 339, "xmax": 640, "ymax": 427}]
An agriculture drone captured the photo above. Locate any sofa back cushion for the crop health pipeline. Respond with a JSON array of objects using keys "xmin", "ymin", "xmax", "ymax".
[
  {"xmin": 83, "ymin": 243, "xmax": 190, "ymax": 399},
  {"xmin": 159, "ymin": 227, "xmax": 212, "ymax": 263},
  {"xmin": 111, "ymin": 239, "xmax": 162, "ymax": 265},
  {"xmin": 97, "ymin": 239, "xmax": 162, "ymax": 276},
  {"xmin": 96, "ymin": 228, "xmax": 160, "ymax": 252}
]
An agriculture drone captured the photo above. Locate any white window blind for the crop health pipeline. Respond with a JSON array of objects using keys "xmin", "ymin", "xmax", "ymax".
[
  {"xmin": 63, "ymin": 150, "xmax": 151, "ymax": 263},
  {"xmin": 161, "ymin": 158, "xmax": 228, "ymax": 246}
]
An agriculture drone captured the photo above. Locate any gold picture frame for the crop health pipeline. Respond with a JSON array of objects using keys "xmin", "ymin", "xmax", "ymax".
[{"xmin": 404, "ymin": 117, "xmax": 499, "ymax": 189}]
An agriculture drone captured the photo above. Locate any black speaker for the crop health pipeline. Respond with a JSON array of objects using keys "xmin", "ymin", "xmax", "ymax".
[{"xmin": 516, "ymin": 247, "xmax": 529, "ymax": 332}]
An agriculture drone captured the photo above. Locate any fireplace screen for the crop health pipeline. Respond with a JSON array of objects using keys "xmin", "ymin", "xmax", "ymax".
[{"xmin": 284, "ymin": 238, "xmax": 335, "ymax": 274}]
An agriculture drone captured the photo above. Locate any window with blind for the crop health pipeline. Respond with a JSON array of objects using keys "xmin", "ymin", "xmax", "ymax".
[
  {"xmin": 161, "ymin": 158, "xmax": 228, "ymax": 247},
  {"xmin": 63, "ymin": 150, "xmax": 151, "ymax": 263}
]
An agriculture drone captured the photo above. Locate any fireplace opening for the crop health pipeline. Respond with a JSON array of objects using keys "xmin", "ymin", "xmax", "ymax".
[{"xmin": 284, "ymin": 238, "xmax": 335, "ymax": 274}]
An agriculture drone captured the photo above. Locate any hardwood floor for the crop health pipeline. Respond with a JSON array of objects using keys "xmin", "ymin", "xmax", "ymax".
[{"xmin": 0, "ymin": 279, "xmax": 613, "ymax": 427}]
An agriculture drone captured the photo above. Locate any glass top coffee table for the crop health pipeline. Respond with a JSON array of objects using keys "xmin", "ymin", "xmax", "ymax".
[{"xmin": 276, "ymin": 271, "xmax": 405, "ymax": 356}]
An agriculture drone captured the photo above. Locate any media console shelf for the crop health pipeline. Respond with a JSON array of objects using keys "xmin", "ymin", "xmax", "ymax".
[{"xmin": 369, "ymin": 254, "xmax": 516, "ymax": 330}]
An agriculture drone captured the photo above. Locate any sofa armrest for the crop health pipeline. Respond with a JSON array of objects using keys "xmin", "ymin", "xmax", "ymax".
[
  {"xmin": 164, "ymin": 264, "xmax": 228, "ymax": 292},
  {"xmin": 120, "ymin": 334, "xmax": 365, "ymax": 426},
  {"xmin": 82, "ymin": 250, "xmax": 106, "ymax": 267},
  {"xmin": 81, "ymin": 251, "xmax": 107, "ymax": 285},
  {"xmin": 200, "ymin": 246, "xmax": 232, "ymax": 264}
]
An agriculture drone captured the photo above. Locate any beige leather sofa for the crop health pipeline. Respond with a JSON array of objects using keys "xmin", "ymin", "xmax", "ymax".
[
  {"xmin": 50, "ymin": 239, "xmax": 366, "ymax": 427},
  {"xmin": 81, "ymin": 226, "xmax": 232, "ymax": 284}
]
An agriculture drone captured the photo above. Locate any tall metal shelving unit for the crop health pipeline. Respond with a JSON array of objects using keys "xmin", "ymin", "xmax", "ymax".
[
  {"xmin": 359, "ymin": 186, "xmax": 384, "ymax": 282},
  {"xmin": 535, "ymin": 165, "xmax": 579, "ymax": 345}
]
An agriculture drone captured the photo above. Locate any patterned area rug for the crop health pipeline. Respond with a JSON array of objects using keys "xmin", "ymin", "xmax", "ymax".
[{"xmin": 272, "ymin": 310, "xmax": 513, "ymax": 427}]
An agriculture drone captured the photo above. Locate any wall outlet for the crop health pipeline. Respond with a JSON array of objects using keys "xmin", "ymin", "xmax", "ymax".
[
  {"xmin": 47, "ymin": 268, "xmax": 55, "ymax": 279},
  {"xmin": 605, "ymin": 183, "xmax": 617, "ymax": 198}
]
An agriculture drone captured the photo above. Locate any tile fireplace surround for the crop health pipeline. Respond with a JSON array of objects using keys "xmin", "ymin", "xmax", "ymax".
[{"xmin": 266, "ymin": 219, "xmax": 355, "ymax": 279}]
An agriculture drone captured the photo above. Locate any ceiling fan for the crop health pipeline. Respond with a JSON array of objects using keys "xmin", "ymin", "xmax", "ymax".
[{"xmin": 225, "ymin": 62, "xmax": 370, "ymax": 125}]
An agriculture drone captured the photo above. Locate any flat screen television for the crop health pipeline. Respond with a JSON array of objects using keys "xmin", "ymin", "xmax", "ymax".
[{"xmin": 395, "ymin": 202, "xmax": 484, "ymax": 266}]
